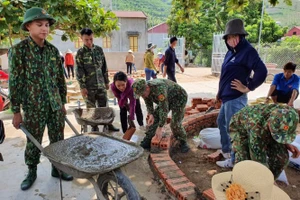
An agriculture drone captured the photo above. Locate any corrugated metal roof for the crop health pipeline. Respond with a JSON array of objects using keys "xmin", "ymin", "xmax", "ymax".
[{"xmin": 114, "ymin": 11, "xmax": 147, "ymax": 19}]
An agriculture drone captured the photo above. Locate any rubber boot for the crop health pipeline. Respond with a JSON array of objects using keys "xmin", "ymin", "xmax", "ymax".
[
  {"xmin": 180, "ymin": 140, "xmax": 190, "ymax": 153},
  {"xmin": 140, "ymin": 139, "xmax": 151, "ymax": 150},
  {"xmin": 51, "ymin": 165, "xmax": 73, "ymax": 181},
  {"xmin": 21, "ymin": 166, "xmax": 37, "ymax": 191},
  {"xmin": 108, "ymin": 124, "xmax": 119, "ymax": 132}
]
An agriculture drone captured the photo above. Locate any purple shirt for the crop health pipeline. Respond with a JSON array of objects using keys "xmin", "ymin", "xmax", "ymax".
[{"xmin": 111, "ymin": 78, "xmax": 136, "ymax": 120}]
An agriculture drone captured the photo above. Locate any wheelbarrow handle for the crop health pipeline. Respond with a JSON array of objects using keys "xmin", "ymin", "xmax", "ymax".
[
  {"xmin": 20, "ymin": 124, "xmax": 45, "ymax": 153},
  {"xmin": 65, "ymin": 117, "xmax": 80, "ymax": 136}
]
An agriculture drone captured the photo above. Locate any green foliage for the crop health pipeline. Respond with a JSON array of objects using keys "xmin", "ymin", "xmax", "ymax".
[
  {"xmin": 261, "ymin": 36, "xmax": 300, "ymax": 67},
  {"xmin": 101, "ymin": 0, "xmax": 172, "ymax": 26},
  {"xmin": 168, "ymin": 0, "xmax": 288, "ymax": 53},
  {"xmin": 0, "ymin": 0, "xmax": 119, "ymax": 46}
]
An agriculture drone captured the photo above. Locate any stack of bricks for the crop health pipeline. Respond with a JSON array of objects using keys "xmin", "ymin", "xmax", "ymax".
[
  {"xmin": 149, "ymin": 97, "xmax": 220, "ymax": 200},
  {"xmin": 150, "ymin": 125, "xmax": 198, "ymax": 199},
  {"xmin": 185, "ymin": 98, "xmax": 221, "ymax": 116}
]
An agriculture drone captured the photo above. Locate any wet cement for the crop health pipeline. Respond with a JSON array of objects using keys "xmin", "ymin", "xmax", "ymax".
[{"xmin": 44, "ymin": 134, "xmax": 141, "ymax": 173}]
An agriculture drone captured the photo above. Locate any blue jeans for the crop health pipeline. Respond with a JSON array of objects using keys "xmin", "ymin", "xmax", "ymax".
[
  {"xmin": 217, "ymin": 94, "xmax": 248, "ymax": 153},
  {"xmin": 145, "ymin": 68, "xmax": 156, "ymax": 81}
]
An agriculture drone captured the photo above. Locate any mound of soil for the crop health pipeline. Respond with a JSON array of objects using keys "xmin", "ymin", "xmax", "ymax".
[{"xmin": 172, "ymin": 139, "xmax": 300, "ymax": 200}]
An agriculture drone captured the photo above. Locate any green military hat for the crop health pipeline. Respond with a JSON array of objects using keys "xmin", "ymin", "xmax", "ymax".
[
  {"xmin": 268, "ymin": 106, "xmax": 299, "ymax": 144},
  {"xmin": 21, "ymin": 7, "xmax": 56, "ymax": 31},
  {"xmin": 132, "ymin": 79, "xmax": 147, "ymax": 99}
]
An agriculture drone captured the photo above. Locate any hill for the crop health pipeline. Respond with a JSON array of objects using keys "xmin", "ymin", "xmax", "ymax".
[
  {"xmin": 101, "ymin": 0, "xmax": 172, "ymax": 27},
  {"xmin": 266, "ymin": 0, "xmax": 300, "ymax": 28}
]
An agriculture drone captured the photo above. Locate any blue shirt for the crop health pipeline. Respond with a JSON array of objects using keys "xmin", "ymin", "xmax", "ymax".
[
  {"xmin": 272, "ymin": 73, "xmax": 299, "ymax": 94},
  {"xmin": 217, "ymin": 38, "xmax": 267, "ymax": 103},
  {"xmin": 164, "ymin": 46, "xmax": 178, "ymax": 73}
]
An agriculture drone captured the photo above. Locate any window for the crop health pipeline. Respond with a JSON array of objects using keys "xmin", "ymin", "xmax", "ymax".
[
  {"xmin": 75, "ymin": 37, "xmax": 83, "ymax": 48},
  {"xmin": 129, "ymin": 36, "xmax": 138, "ymax": 52},
  {"xmin": 293, "ymin": 31, "xmax": 297, "ymax": 35},
  {"xmin": 103, "ymin": 36, "xmax": 112, "ymax": 48}
]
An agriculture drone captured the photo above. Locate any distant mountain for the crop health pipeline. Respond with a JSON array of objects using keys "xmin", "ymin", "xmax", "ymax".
[
  {"xmin": 101, "ymin": 0, "xmax": 172, "ymax": 27},
  {"xmin": 266, "ymin": 0, "xmax": 300, "ymax": 28}
]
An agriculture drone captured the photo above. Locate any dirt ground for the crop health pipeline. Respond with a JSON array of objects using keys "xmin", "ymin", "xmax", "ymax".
[{"xmin": 172, "ymin": 133, "xmax": 300, "ymax": 200}]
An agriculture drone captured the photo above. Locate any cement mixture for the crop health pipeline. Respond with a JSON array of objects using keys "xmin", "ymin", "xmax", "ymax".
[{"xmin": 44, "ymin": 135, "xmax": 141, "ymax": 173}]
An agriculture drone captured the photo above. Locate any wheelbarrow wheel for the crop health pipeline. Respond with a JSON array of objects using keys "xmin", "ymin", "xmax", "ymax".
[{"xmin": 97, "ymin": 168, "xmax": 141, "ymax": 200}]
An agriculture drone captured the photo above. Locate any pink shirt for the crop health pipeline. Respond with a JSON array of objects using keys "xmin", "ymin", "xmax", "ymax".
[{"xmin": 111, "ymin": 78, "xmax": 136, "ymax": 120}]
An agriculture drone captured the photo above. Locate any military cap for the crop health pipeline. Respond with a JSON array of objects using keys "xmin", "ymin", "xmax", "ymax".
[
  {"xmin": 21, "ymin": 7, "xmax": 56, "ymax": 31},
  {"xmin": 268, "ymin": 106, "xmax": 299, "ymax": 144},
  {"xmin": 132, "ymin": 79, "xmax": 147, "ymax": 99}
]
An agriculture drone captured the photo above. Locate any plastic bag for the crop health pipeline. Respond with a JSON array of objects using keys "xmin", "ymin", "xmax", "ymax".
[
  {"xmin": 198, "ymin": 128, "xmax": 221, "ymax": 149},
  {"xmin": 277, "ymin": 170, "xmax": 289, "ymax": 185}
]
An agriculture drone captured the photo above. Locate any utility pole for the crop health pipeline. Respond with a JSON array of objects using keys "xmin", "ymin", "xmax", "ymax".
[
  {"xmin": 258, "ymin": 0, "xmax": 265, "ymax": 54},
  {"xmin": 110, "ymin": 0, "xmax": 113, "ymax": 10}
]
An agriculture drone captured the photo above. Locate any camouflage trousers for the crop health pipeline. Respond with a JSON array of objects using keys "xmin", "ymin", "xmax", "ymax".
[
  {"xmin": 86, "ymin": 88, "xmax": 107, "ymax": 108},
  {"xmin": 24, "ymin": 103, "xmax": 65, "ymax": 167},
  {"xmin": 144, "ymin": 97, "xmax": 187, "ymax": 144},
  {"xmin": 233, "ymin": 133, "xmax": 289, "ymax": 178}
]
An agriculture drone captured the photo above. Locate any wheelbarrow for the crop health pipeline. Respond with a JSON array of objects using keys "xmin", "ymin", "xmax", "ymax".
[
  {"xmin": 20, "ymin": 118, "xmax": 143, "ymax": 200},
  {"xmin": 73, "ymin": 107, "xmax": 115, "ymax": 134}
]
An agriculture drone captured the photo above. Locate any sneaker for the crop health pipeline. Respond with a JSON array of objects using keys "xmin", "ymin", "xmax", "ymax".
[
  {"xmin": 220, "ymin": 150, "xmax": 231, "ymax": 159},
  {"xmin": 216, "ymin": 159, "xmax": 233, "ymax": 168}
]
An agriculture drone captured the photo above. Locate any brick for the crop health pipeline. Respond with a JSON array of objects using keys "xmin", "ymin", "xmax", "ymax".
[
  {"xmin": 159, "ymin": 165, "xmax": 180, "ymax": 173},
  {"xmin": 172, "ymin": 182, "xmax": 196, "ymax": 191},
  {"xmin": 151, "ymin": 135, "xmax": 160, "ymax": 148},
  {"xmin": 160, "ymin": 137, "xmax": 171, "ymax": 150},
  {"xmin": 202, "ymin": 98, "xmax": 213, "ymax": 104},
  {"xmin": 196, "ymin": 104, "xmax": 209, "ymax": 112},
  {"xmin": 203, "ymin": 188, "xmax": 216, "ymax": 200},
  {"xmin": 207, "ymin": 150, "xmax": 222, "ymax": 162},
  {"xmin": 161, "ymin": 169, "xmax": 185, "ymax": 180},
  {"xmin": 155, "ymin": 161, "xmax": 177, "ymax": 169},
  {"xmin": 166, "ymin": 177, "xmax": 190, "ymax": 185},
  {"xmin": 191, "ymin": 98, "xmax": 202, "ymax": 105},
  {"xmin": 177, "ymin": 189, "xmax": 197, "ymax": 200},
  {"xmin": 186, "ymin": 109, "xmax": 199, "ymax": 115},
  {"xmin": 185, "ymin": 106, "xmax": 193, "ymax": 111},
  {"xmin": 151, "ymin": 156, "xmax": 170, "ymax": 162}
]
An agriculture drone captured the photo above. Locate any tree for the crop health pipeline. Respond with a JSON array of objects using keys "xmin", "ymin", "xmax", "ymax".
[
  {"xmin": 0, "ymin": 0, "xmax": 119, "ymax": 46},
  {"xmin": 168, "ymin": 0, "xmax": 287, "ymax": 52}
]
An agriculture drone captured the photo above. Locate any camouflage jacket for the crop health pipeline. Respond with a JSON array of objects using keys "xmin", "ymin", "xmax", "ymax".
[
  {"xmin": 230, "ymin": 104, "xmax": 298, "ymax": 146},
  {"xmin": 144, "ymin": 79, "xmax": 187, "ymax": 127},
  {"xmin": 9, "ymin": 37, "xmax": 66, "ymax": 113},
  {"xmin": 76, "ymin": 45, "xmax": 109, "ymax": 90}
]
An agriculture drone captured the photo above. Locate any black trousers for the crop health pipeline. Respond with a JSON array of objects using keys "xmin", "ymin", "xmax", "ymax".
[
  {"xmin": 66, "ymin": 65, "xmax": 74, "ymax": 78},
  {"xmin": 126, "ymin": 62, "xmax": 133, "ymax": 74},
  {"xmin": 271, "ymin": 89, "xmax": 299, "ymax": 103},
  {"xmin": 167, "ymin": 71, "xmax": 177, "ymax": 83},
  {"xmin": 120, "ymin": 99, "xmax": 144, "ymax": 133}
]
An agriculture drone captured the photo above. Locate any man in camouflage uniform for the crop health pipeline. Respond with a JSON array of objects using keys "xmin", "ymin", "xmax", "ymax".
[
  {"xmin": 230, "ymin": 104, "xmax": 300, "ymax": 178},
  {"xmin": 9, "ymin": 7, "xmax": 73, "ymax": 191},
  {"xmin": 132, "ymin": 79, "xmax": 190, "ymax": 153},
  {"xmin": 76, "ymin": 28, "xmax": 118, "ymax": 132}
]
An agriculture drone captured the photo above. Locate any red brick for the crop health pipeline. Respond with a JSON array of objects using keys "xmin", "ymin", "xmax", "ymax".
[
  {"xmin": 166, "ymin": 177, "xmax": 190, "ymax": 185},
  {"xmin": 186, "ymin": 109, "xmax": 199, "ymax": 115},
  {"xmin": 159, "ymin": 165, "xmax": 180, "ymax": 173},
  {"xmin": 202, "ymin": 98, "xmax": 213, "ymax": 104},
  {"xmin": 155, "ymin": 161, "xmax": 177, "ymax": 169},
  {"xmin": 196, "ymin": 104, "xmax": 208, "ymax": 112},
  {"xmin": 177, "ymin": 189, "xmax": 197, "ymax": 200},
  {"xmin": 160, "ymin": 137, "xmax": 171, "ymax": 150},
  {"xmin": 203, "ymin": 188, "xmax": 216, "ymax": 200},
  {"xmin": 207, "ymin": 150, "xmax": 222, "ymax": 162},
  {"xmin": 161, "ymin": 170, "xmax": 185, "ymax": 180},
  {"xmin": 191, "ymin": 98, "xmax": 202, "ymax": 105},
  {"xmin": 172, "ymin": 182, "xmax": 196, "ymax": 191},
  {"xmin": 185, "ymin": 106, "xmax": 193, "ymax": 111}
]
